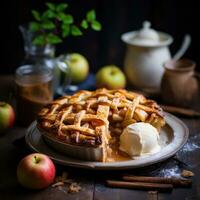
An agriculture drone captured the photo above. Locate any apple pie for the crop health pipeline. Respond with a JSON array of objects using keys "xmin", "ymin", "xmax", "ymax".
[{"xmin": 37, "ymin": 88, "xmax": 165, "ymax": 162}]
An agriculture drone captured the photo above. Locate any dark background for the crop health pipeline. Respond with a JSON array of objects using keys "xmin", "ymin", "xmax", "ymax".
[{"xmin": 0, "ymin": 0, "xmax": 199, "ymax": 74}]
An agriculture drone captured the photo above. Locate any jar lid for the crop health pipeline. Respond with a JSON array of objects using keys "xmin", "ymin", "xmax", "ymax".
[
  {"xmin": 15, "ymin": 64, "xmax": 53, "ymax": 85},
  {"xmin": 131, "ymin": 21, "xmax": 160, "ymax": 45},
  {"xmin": 121, "ymin": 21, "xmax": 173, "ymax": 47}
]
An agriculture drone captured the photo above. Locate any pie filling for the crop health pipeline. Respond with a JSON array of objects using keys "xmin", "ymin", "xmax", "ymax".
[{"xmin": 37, "ymin": 88, "xmax": 165, "ymax": 162}]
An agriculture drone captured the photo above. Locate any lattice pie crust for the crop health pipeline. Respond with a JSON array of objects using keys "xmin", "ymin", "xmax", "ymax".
[{"xmin": 37, "ymin": 88, "xmax": 165, "ymax": 161}]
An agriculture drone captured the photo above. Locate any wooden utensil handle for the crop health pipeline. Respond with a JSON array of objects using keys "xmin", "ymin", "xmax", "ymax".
[
  {"xmin": 106, "ymin": 180, "xmax": 173, "ymax": 192},
  {"xmin": 161, "ymin": 105, "xmax": 200, "ymax": 117}
]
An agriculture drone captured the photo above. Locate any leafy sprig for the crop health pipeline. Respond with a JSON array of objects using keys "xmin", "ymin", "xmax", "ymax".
[{"xmin": 29, "ymin": 2, "xmax": 102, "ymax": 46}]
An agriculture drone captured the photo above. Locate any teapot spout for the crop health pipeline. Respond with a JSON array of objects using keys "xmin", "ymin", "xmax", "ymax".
[{"xmin": 173, "ymin": 34, "xmax": 191, "ymax": 61}]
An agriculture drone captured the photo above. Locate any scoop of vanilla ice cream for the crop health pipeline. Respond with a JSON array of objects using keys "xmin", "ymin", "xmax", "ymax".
[{"xmin": 119, "ymin": 122, "xmax": 161, "ymax": 157}]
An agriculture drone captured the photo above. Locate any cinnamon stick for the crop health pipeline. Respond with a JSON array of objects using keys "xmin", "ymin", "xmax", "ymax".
[
  {"xmin": 161, "ymin": 105, "xmax": 200, "ymax": 117},
  {"xmin": 123, "ymin": 175, "xmax": 192, "ymax": 187},
  {"xmin": 106, "ymin": 180, "xmax": 173, "ymax": 192}
]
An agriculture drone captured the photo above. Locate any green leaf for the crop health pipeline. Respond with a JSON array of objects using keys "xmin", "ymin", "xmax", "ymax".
[
  {"xmin": 59, "ymin": 13, "xmax": 73, "ymax": 24},
  {"xmin": 58, "ymin": 12, "xmax": 65, "ymax": 20},
  {"xmin": 32, "ymin": 35, "xmax": 46, "ymax": 46},
  {"xmin": 64, "ymin": 14, "xmax": 73, "ymax": 24},
  {"xmin": 56, "ymin": 3, "xmax": 68, "ymax": 12},
  {"xmin": 81, "ymin": 20, "xmax": 88, "ymax": 29},
  {"xmin": 46, "ymin": 2, "xmax": 56, "ymax": 10},
  {"xmin": 29, "ymin": 22, "xmax": 40, "ymax": 32},
  {"xmin": 41, "ymin": 20, "xmax": 55, "ymax": 30},
  {"xmin": 47, "ymin": 33, "xmax": 62, "ymax": 44},
  {"xmin": 31, "ymin": 10, "xmax": 41, "ymax": 21},
  {"xmin": 42, "ymin": 10, "xmax": 55, "ymax": 19},
  {"xmin": 61, "ymin": 24, "xmax": 70, "ymax": 38},
  {"xmin": 86, "ymin": 10, "xmax": 96, "ymax": 22},
  {"xmin": 71, "ymin": 25, "xmax": 82, "ymax": 36},
  {"xmin": 91, "ymin": 20, "xmax": 102, "ymax": 31}
]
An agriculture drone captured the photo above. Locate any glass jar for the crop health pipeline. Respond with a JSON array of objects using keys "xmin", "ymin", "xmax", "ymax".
[
  {"xmin": 15, "ymin": 64, "xmax": 53, "ymax": 126},
  {"xmin": 19, "ymin": 25, "xmax": 55, "ymax": 67},
  {"xmin": 19, "ymin": 25, "xmax": 71, "ymax": 96}
]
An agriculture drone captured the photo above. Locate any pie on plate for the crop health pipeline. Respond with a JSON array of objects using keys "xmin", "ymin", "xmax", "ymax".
[{"xmin": 37, "ymin": 88, "xmax": 165, "ymax": 162}]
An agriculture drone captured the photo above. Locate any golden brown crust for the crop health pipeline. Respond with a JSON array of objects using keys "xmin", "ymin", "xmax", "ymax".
[{"xmin": 37, "ymin": 88, "xmax": 165, "ymax": 148}]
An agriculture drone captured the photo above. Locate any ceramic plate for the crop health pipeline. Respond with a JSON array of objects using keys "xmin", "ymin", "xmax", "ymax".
[{"xmin": 25, "ymin": 112, "xmax": 189, "ymax": 170}]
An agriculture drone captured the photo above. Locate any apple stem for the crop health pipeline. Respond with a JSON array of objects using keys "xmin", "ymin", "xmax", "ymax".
[
  {"xmin": 110, "ymin": 71, "xmax": 116, "ymax": 76},
  {"xmin": 34, "ymin": 156, "xmax": 40, "ymax": 164}
]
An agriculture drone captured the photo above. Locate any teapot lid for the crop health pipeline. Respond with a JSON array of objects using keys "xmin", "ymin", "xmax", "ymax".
[
  {"xmin": 131, "ymin": 21, "xmax": 160, "ymax": 45},
  {"xmin": 121, "ymin": 21, "xmax": 173, "ymax": 47},
  {"xmin": 132, "ymin": 21, "xmax": 160, "ymax": 45}
]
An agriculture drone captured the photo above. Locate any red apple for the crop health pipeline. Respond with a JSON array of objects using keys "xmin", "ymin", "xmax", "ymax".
[
  {"xmin": 17, "ymin": 153, "xmax": 56, "ymax": 189},
  {"xmin": 0, "ymin": 102, "xmax": 15, "ymax": 133}
]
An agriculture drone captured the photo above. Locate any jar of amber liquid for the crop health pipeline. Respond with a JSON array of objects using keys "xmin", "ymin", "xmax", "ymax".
[{"xmin": 15, "ymin": 64, "xmax": 53, "ymax": 126}]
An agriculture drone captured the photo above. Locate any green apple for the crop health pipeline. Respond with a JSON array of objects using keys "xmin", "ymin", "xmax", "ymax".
[
  {"xmin": 0, "ymin": 102, "xmax": 15, "ymax": 133},
  {"xmin": 66, "ymin": 53, "xmax": 89, "ymax": 83},
  {"xmin": 96, "ymin": 65, "xmax": 126, "ymax": 89}
]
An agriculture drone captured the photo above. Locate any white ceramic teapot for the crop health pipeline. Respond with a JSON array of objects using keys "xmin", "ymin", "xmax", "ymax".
[{"xmin": 121, "ymin": 21, "xmax": 190, "ymax": 94}]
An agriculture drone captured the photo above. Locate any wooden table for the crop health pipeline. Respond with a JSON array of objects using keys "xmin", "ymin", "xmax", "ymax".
[{"xmin": 0, "ymin": 75, "xmax": 200, "ymax": 200}]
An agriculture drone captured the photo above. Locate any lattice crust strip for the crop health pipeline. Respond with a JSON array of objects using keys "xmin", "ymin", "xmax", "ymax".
[{"xmin": 37, "ymin": 88, "xmax": 165, "ymax": 147}]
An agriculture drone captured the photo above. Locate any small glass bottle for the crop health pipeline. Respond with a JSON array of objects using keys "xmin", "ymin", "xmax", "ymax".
[
  {"xmin": 15, "ymin": 64, "xmax": 53, "ymax": 126},
  {"xmin": 19, "ymin": 25, "xmax": 71, "ymax": 96}
]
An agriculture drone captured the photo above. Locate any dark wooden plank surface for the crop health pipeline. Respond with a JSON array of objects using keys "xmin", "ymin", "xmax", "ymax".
[{"xmin": 0, "ymin": 75, "xmax": 200, "ymax": 200}]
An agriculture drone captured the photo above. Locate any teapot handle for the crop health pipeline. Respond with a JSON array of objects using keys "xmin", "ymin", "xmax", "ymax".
[{"xmin": 173, "ymin": 34, "xmax": 191, "ymax": 61}]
